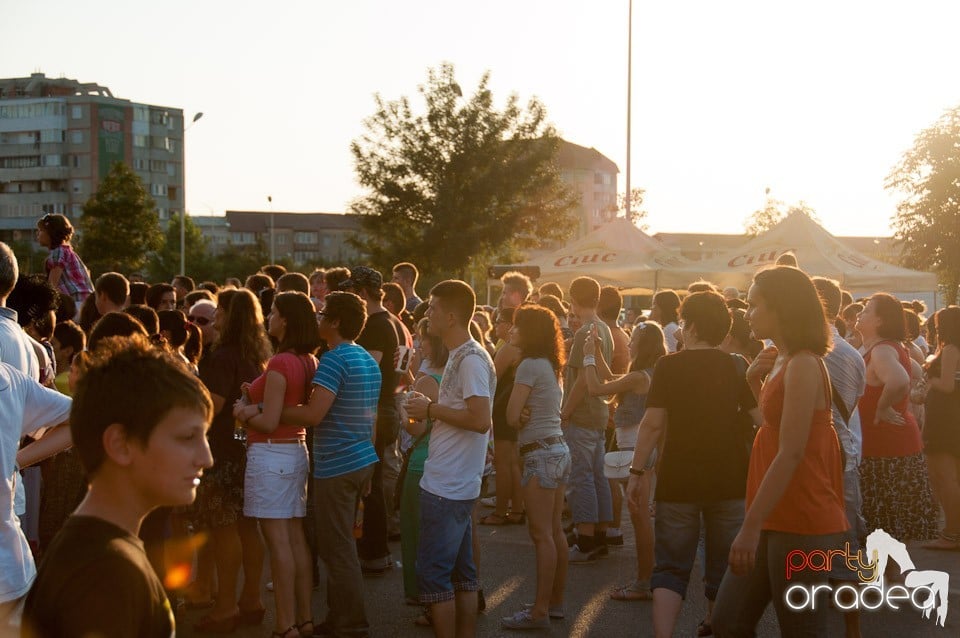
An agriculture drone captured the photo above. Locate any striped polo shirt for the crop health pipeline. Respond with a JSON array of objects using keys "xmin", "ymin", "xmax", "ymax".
[{"xmin": 311, "ymin": 342, "xmax": 381, "ymax": 479}]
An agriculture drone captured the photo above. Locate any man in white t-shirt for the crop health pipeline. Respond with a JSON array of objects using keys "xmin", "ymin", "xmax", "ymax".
[{"xmin": 406, "ymin": 280, "xmax": 496, "ymax": 638}]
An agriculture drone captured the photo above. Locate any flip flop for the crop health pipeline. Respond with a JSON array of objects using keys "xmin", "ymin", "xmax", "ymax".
[
  {"xmin": 610, "ymin": 579, "xmax": 653, "ymax": 601},
  {"xmin": 479, "ymin": 513, "xmax": 510, "ymax": 526}
]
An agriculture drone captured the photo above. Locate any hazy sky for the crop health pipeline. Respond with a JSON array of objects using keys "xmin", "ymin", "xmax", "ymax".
[{"xmin": 5, "ymin": 0, "xmax": 959, "ymax": 237}]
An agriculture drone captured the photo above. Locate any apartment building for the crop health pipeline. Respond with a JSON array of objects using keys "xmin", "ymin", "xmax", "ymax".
[
  {"xmin": 0, "ymin": 72, "xmax": 184, "ymax": 242},
  {"xmin": 224, "ymin": 211, "xmax": 364, "ymax": 265},
  {"xmin": 557, "ymin": 139, "xmax": 619, "ymax": 238}
]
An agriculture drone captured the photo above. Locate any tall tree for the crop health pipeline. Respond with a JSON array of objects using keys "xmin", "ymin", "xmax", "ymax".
[
  {"xmin": 78, "ymin": 162, "xmax": 163, "ymax": 276},
  {"xmin": 147, "ymin": 214, "xmax": 211, "ymax": 282},
  {"xmin": 607, "ymin": 187, "xmax": 649, "ymax": 230},
  {"xmin": 743, "ymin": 189, "xmax": 820, "ymax": 236},
  {"xmin": 887, "ymin": 105, "xmax": 960, "ymax": 304},
  {"xmin": 349, "ymin": 63, "xmax": 579, "ymax": 278}
]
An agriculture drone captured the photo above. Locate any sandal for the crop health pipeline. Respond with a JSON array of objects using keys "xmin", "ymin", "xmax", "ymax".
[
  {"xmin": 922, "ymin": 532, "xmax": 960, "ymax": 551},
  {"xmin": 273, "ymin": 626, "xmax": 299, "ymax": 638},
  {"xmin": 506, "ymin": 511, "xmax": 526, "ymax": 525},
  {"xmin": 414, "ymin": 606, "xmax": 433, "ymax": 626},
  {"xmin": 297, "ymin": 620, "xmax": 314, "ymax": 638},
  {"xmin": 697, "ymin": 620, "xmax": 713, "ymax": 637},
  {"xmin": 479, "ymin": 513, "xmax": 510, "ymax": 526},
  {"xmin": 610, "ymin": 579, "xmax": 653, "ymax": 601}
]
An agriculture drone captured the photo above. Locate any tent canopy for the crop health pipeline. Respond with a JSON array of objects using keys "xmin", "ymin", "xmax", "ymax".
[
  {"xmin": 518, "ymin": 218, "xmax": 697, "ymax": 291},
  {"xmin": 676, "ymin": 212, "xmax": 937, "ymax": 293}
]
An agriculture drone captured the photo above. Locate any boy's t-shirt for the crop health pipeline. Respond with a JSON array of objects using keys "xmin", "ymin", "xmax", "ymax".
[
  {"xmin": 562, "ymin": 319, "xmax": 614, "ymax": 429},
  {"xmin": 22, "ymin": 515, "xmax": 175, "ymax": 638}
]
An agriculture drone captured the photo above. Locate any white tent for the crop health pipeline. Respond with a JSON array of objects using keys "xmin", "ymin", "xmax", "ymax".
[
  {"xmin": 520, "ymin": 218, "xmax": 698, "ymax": 291},
  {"xmin": 681, "ymin": 212, "xmax": 938, "ymax": 293}
]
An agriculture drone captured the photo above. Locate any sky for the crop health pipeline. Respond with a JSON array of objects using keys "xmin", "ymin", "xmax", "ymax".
[{"xmin": 5, "ymin": 0, "xmax": 960, "ymax": 238}]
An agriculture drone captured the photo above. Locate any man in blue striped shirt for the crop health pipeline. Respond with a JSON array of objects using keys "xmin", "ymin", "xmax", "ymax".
[{"xmin": 281, "ymin": 291, "xmax": 380, "ymax": 637}]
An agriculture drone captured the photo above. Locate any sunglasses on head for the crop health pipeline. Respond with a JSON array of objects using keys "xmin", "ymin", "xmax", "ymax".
[{"xmin": 188, "ymin": 315, "xmax": 211, "ymax": 326}]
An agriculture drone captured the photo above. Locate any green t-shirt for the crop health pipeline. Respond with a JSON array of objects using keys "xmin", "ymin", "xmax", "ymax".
[{"xmin": 563, "ymin": 319, "xmax": 614, "ymax": 430}]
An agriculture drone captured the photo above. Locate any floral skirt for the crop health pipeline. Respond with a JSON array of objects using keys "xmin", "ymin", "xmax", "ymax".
[{"xmin": 859, "ymin": 452, "xmax": 938, "ymax": 542}]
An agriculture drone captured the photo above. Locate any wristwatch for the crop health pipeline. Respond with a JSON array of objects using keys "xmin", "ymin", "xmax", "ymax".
[{"xmin": 628, "ymin": 466, "xmax": 646, "ymax": 477}]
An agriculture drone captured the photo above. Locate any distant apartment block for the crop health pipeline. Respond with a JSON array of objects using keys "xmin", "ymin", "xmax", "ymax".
[
  {"xmin": 0, "ymin": 72, "xmax": 185, "ymax": 242},
  {"xmin": 557, "ymin": 140, "xmax": 619, "ymax": 238},
  {"xmin": 222, "ymin": 211, "xmax": 364, "ymax": 265}
]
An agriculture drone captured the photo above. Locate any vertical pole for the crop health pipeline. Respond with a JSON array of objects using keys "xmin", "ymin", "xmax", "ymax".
[
  {"xmin": 179, "ymin": 210, "xmax": 185, "ymax": 275},
  {"xmin": 625, "ymin": 0, "xmax": 633, "ymax": 222},
  {"xmin": 268, "ymin": 195, "xmax": 275, "ymax": 264}
]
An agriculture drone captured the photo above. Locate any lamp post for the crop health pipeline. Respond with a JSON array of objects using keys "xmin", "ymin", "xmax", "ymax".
[
  {"xmin": 267, "ymin": 195, "xmax": 274, "ymax": 264},
  {"xmin": 180, "ymin": 111, "xmax": 203, "ymax": 276}
]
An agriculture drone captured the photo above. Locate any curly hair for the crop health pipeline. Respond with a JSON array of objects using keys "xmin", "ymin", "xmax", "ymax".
[
  {"xmin": 514, "ymin": 305, "xmax": 565, "ymax": 378},
  {"xmin": 215, "ymin": 288, "xmax": 272, "ymax": 371}
]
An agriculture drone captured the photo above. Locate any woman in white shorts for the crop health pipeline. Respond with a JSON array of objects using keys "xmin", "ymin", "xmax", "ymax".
[{"xmin": 234, "ymin": 291, "xmax": 319, "ymax": 638}]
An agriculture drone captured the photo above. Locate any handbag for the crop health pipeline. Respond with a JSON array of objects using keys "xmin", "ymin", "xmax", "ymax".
[{"xmin": 603, "ymin": 450, "xmax": 633, "ymax": 480}]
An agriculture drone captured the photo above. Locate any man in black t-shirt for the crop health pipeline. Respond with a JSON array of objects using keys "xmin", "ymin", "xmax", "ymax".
[
  {"xmin": 339, "ymin": 266, "xmax": 404, "ymax": 573},
  {"xmin": 22, "ymin": 337, "xmax": 213, "ymax": 638}
]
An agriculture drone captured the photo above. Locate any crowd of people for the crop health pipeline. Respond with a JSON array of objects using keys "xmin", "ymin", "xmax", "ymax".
[{"xmin": 0, "ymin": 213, "xmax": 958, "ymax": 638}]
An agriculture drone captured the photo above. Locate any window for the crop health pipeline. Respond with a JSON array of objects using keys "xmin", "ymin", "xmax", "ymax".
[
  {"xmin": 231, "ymin": 232, "xmax": 256, "ymax": 244},
  {"xmin": 71, "ymin": 106, "xmax": 82, "ymax": 120},
  {"xmin": 134, "ymin": 135, "xmax": 148, "ymax": 148},
  {"xmin": 150, "ymin": 183, "xmax": 168, "ymax": 197},
  {"xmin": 0, "ymin": 156, "xmax": 40, "ymax": 168},
  {"xmin": 157, "ymin": 207, "xmax": 168, "ymax": 220},
  {"xmin": 294, "ymin": 231, "xmax": 318, "ymax": 244},
  {"xmin": 70, "ymin": 155, "xmax": 79, "ymax": 168},
  {"xmin": 276, "ymin": 234, "xmax": 287, "ymax": 246},
  {"xmin": 40, "ymin": 129, "xmax": 64, "ymax": 143},
  {"xmin": 71, "ymin": 130, "xmax": 83, "ymax": 144},
  {"xmin": 42, "ymin": 154, "xmax": 62, "ymax": 167},
  {"xmin": 150, "ymin": 159, "xmax": 167, "ymax": 172},
  {"xmin": 133, "ymin": 158, "xmax": 147, "ymax": 170},
  {"xmin": 71, "ymin": 181, "xmax": 83, "ymax": 194},
  {"xmin": 133, "ymin": 106, "xmax": 149, "ymax": 122},
  {"xmin": 71, "ymin": 204, "xmax": 82, "ymax": 216},
  {"xmin": 167, "ymin": 186, "xmax": 177, "ymax": 201},
  {"xmin": 166, "ymin": 163, "xmax": 176, "ymax": 177}
]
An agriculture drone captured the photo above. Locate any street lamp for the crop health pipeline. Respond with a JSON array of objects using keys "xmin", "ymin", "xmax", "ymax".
[
  {"xmin": 267, "ymin": 195, "xmax": 274, "ymax": 264},
  {"xmin": 181, "ymin": 111, "xmax": 204, "ymax": 275},
  {"xmin": 625, "ymin": 0, "xmax": 633, "ymax": 222}
]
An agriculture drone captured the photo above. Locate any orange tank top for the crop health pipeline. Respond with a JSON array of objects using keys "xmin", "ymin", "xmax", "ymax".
[
  {"xmin": 746, "ymin": 355, "xmax": 849, "ymax": 535},
  {"xmin": 858, "ymin": 341, "xmax": 922, "ymax": 458}
]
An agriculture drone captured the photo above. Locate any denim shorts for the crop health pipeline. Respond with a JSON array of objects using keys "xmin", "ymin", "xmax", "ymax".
[
  {"xmin": 652, "ymin": 499, "xmax": 745, "ymax": 600},
  {"xmin": 520, "ymin": 442, "xmax": 571, "ymax": 489},
  {"xmin": 416, "ymin": 489, "xmax": 479, "ymax": 604}
]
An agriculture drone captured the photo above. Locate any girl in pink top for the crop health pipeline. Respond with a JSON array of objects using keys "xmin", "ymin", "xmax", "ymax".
[{"xmin": 36, "ymin": 214, "xmax": 93, "ymax": 305}]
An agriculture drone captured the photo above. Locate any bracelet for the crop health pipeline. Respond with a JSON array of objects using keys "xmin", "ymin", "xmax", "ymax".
[
  {"xmin": 426, "ymin": 401, "xmax": 433, "ymax": 420},
  {"xmin": 257, "ymin": 402, "xmax": 264, "ymax": 413},
  {"xmin": 628, "ymin": 466, "xmax": 646, "ymax": 477},
  {"xmin": 583, "ymin": 355, "xmax": 597, "ymax": 367}
]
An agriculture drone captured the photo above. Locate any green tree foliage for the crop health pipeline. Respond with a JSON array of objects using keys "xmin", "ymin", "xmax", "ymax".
[
  {"xmin": 148, "ymin": 214, "xmax": 211, "ymax": 282},
  {"xmin": 887, "ymin": 105, "xmax": 960, "ymax": 304},
  {"xmin": 744, "ymin": 189, "xmax": 820, "ymax": 237},
  {"xmin": 78, "ymin": 162, "xmax": 162, "ymax": 276},
  {"xmin": 349, "ymin": 63, "xmax": 579, "ymax": 278}
]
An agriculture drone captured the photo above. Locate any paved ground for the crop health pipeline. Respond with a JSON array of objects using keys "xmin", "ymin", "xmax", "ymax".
[{"xmin": 176, "ymin": 504, "xmax": 960, "ymax": 637}]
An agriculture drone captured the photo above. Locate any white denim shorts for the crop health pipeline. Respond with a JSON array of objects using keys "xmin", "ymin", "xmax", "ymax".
[{"xmin": 243, "ymin": 441, "xmax": 309, "ymax": 519}]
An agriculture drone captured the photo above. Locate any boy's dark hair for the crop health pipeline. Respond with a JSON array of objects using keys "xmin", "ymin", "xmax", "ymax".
[
  {"xmin": 260, "ymin": 264, "xmax": 287, "ymax": 282},
  {"xmin": 569, "ymin": 277, "xmax": 600, "ymax": 309},
  {"xmin": 78, "ymin": 294, "xmax": 101, "ymax": 334},
  {"xmin": 430, "ymin": 280, "xmax": 476, "ymax": 327},
  {"xmin": 158, "ymin": 310, "xmax": 189, "ymax": 348},
  {"xmin": 322, "ymin": 291, "xmax": 368, "ymax": 341},
  {"xmin": 382, "ymin": 282, "xmax": 406, "ymax": 314},
  {"xmin": 7, "ymin": 274, "xmax": 60, "ymax": 337},
  {"xmin": 811, "ymin": 277, "xmax": 843, "ymax": 319},
  {"xmin": 173, "ymin": 275, "xmax": 195, "ymax": 293},
  {"xmin": 726, "ymin": 298, "xmax": 748, "ymax": 311},
  {"xmin": 392, "ymin": 262, "xmax": 419, "ymax": 286},
  {"xmin": 417, "ymin": 318, "xmax": 449, "ymax": 367},
  {"xmin": 538, "ymin": 282, "xmax": 564, "ymax": 301},
  {"xmin": 124, "ymin": 305, "xmax": 159, "ymax": 335},
  {"xmin": 37, "ymin": 214, "xmax": 74, "ymax": 246},
  {"xmin": 184, "ymin": 289, "xmax": 215, "ymax": 308},
  {"xmin": 277, "ymin": 272, "xmax": 309, "ymax": 295},
  {"xmin": 53, "ymin": 320, "xmax": 85, "ymax": 362},
  {"xmin": 904, "ymin": 309, "xmax": 922, "ymax": 341},
  {"xmin": 653, "ymin": 289, "xmax": 681, "ymax": 325},
  {"xmin": 55, "ymin": 292, "xmax": 76, "ymax": 324},
  {"xmin": 245, "ymin": 273, "xmax": 274, "ymax": 295},
  {"xmin": 88, "ymin": 312, "xmax": 149, "ymax": 352},
  {"xmin": 687, "ymin": 280, "xmax": 719, "ymax": 294},
  {"xmin": 412, "ymin": 300, "xmax": 429, "ymax": 324},
  {"xmin": 537, "ymin": 294, "xmax": 566, "ymax": 324},
  {"xmin": 752, "ymin": 266, "xmax": 831, "ymax": 356},
  {"xmin": 95, "ymin": 272, "xmax": 129, "ymax": 307},
  {"xmin": 679, "ymin": 291, "xmax": 732, "ymax": 347},
  {"xmin": 274, "ymin": 291, "xmax": 321, "ymax": 354},
  {"xmin": 145, "ymin": 283, "xmax": 175, "ymax": 310},
  {"xmin": 71, "ymin": 334, "xmax": 212, "ymax": 475},
  {"xmin": 598, "ymin": 286, "xmax": 623, "ymax": 322},
  {"xmin": 870, "ymin": 293, "xmax": 907, "ymax": 341},
  {"xmin": 128, "ymin": 281, "xmax": 149, "ymax": 305},
  {"xmin": 324, "ymin": 267, "xmax": 351, "ymax": 292},
  {"xmin": 199, "ymin": 281, "xmax": 220, "ymax": 295},
  {"xmin": 776, "ymin": 252, "xmax": 799, "ymax": 267}
]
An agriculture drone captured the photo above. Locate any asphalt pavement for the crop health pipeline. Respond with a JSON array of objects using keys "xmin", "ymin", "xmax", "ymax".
[{"xmin": 176, "ymin": 502, "xmax": 960, "ymax": 637}]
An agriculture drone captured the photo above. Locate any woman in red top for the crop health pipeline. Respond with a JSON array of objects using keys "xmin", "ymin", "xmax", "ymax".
[
  {"xmin": 712, "ymin": 266, "xmax": 849, "ymax": 637},
  {"xmin": 233, "ymin": 292, "xmax": 320, "ymax": 638},
  {"xmin": 855, "ymin": 293, "xmax": 937, "ymax": 543}
]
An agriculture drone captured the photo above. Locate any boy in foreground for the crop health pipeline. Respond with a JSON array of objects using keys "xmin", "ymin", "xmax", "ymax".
[{"xmin": 22, "ymin": 335, "xmax": 213, "ymax": 637}]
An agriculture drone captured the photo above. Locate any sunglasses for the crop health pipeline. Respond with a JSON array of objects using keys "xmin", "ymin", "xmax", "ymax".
[{"xmin": 188, "ymin": 315, "xmax": 211, "ymax": 326}]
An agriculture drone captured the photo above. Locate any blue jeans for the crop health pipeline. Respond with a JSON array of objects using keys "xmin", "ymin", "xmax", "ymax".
[
  {"xmin": 712, "ymin": 530, "xmax": 848, "ymax": 638},
  {"xmin": 652, "ymin": 499, "xmax": 744, "ymax": 600},
  {"xmin": 416, "ymin": 489, "xmax": 479, "ymax": 604},
  {"xmin": 521, "ymin": 442, "xmax": 571, "ymax": 489},
  {"xmin": 564, "ymin": 424, "xmax": 613, "ymax": 525}
]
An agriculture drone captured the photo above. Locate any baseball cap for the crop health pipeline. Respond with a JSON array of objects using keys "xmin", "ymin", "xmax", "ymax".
[{"xmin": 338, "ymin": 266, "xmax": 383, "ymax": 291}]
